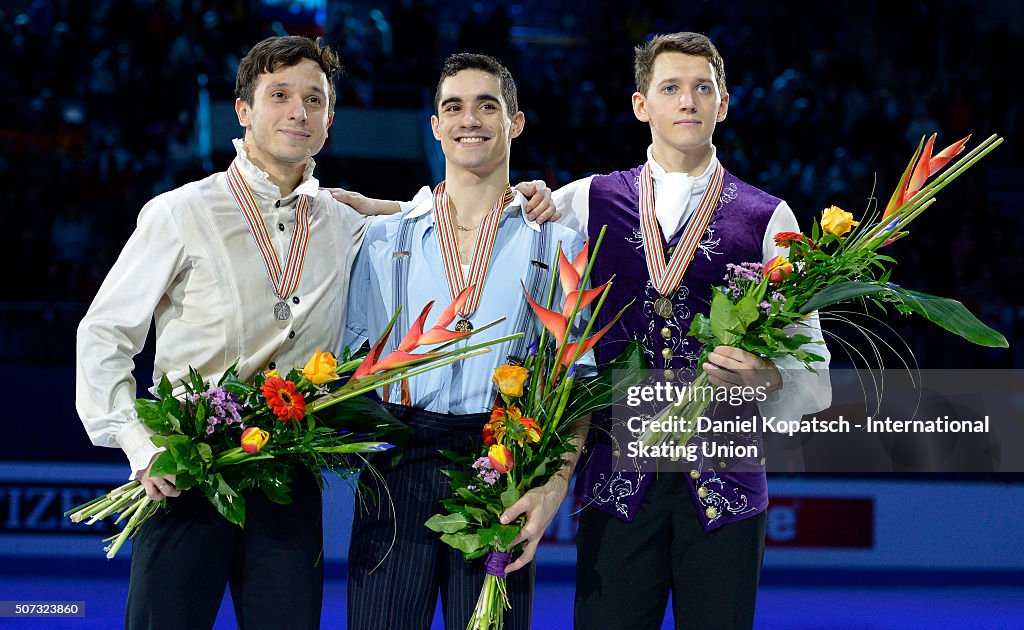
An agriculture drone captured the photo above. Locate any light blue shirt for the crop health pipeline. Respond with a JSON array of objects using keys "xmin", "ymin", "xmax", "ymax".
[{"xmin": 345, "ymin": 191, "xmax": 588, "ymax": 414}]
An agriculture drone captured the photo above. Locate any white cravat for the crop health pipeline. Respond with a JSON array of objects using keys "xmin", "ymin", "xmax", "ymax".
[{"xmin": 648, "ymin": 144, "xmax": 718, "ymax": 240}]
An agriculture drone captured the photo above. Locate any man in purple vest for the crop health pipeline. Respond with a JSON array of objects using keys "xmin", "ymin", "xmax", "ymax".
[{"xmin": 552, "ymin": 32, "xmax": 831, "ymax": 629}]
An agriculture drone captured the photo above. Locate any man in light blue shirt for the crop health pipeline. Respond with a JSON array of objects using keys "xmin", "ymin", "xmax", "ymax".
[{"xmin": 343, "ymin": 53, "xmax": 589, "ymax": 630}]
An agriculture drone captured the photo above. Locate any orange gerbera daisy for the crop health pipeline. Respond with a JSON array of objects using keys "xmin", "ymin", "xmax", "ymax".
[{"xmin": 261, "ymin": 376, "xmax": 306, "ymax": 422}]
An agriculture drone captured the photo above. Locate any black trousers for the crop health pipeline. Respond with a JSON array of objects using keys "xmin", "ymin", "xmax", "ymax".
[
  {"xmin": 125, "ymin": 467, "xmax": 324, "ymax": 630},
  {"xmin": 348, "ymin": 407, "xmax": 535, "ymax": 630},
  {"xmin": 575, "ymin": 473, "xmax": 766, "ymax": 630}
]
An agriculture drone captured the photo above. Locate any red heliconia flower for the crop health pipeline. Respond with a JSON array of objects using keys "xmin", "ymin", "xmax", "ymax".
[
  {"xmin": 558, "ymin": 317, "xmax": 619, "ymax": 367},
  {"xmin": 350, "ymin": 287, "xmax": 474, "ymax": 380},
  {"xmin": 558, "ymin": 240, "xmax": 590, "ymax": 295},
  {"xmin": 261, "ymin": 376, "xmax": 306, "ymax": 422},
  {"xmin": 884, "ymin": 134, "xmax": 970, "ymax": 219},
  {"xmin": 397, "ymin": 286, "xmax": 474, "ymax": 351}
]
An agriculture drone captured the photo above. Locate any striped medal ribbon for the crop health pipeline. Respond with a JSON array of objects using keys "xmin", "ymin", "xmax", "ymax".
[
  {"xmin": 226, "ymin": 160, "xmax": 311, "ymax": 321},
  {"xmin": 433, "ymin": 182, "xmax": 515, "ymax": 332},
  {"xmin": 639, "ymin": 159, "xmax": 724, "ymax": 319}
]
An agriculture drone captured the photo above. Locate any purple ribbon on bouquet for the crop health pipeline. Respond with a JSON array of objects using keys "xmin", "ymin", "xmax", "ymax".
[{"xmin": 484, "ymin": 551, "xmax": 512, "ymax": 578}]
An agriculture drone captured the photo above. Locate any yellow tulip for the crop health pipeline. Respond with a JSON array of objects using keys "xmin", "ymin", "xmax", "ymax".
[{"xmin": 240, "ymin": 427, "xmax": 270, "ymax": 454}]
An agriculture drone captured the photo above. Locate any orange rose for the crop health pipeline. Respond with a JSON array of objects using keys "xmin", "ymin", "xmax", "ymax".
[
  {"xmin": 492, "ymin": 365, "xmax": 529, "ymax": 398},
  {"xmin": 301, "ymin": 349, "xmax": 340, "ymax": 385},
  {"xmin": 821, "ymin": 205, "xmax": 859, "ymax": 237}
]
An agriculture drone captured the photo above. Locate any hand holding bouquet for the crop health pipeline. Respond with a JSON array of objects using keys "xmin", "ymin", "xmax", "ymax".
[
  {"xmin": 643, "ymin": 133, "xmax": 1007, "ymax": 448},
  {"xmin": 426, "ymin": 228, "xmax": 645, "ymax": 630},
  {"xmin": 68, "ymin": 290, "xmax": 506, "ymax": 558}
]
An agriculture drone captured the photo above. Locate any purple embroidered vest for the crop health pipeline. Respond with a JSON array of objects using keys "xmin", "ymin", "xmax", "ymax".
[{"xmin": 574, "ymin": 163, "xmax": 781, "ymax": 531}]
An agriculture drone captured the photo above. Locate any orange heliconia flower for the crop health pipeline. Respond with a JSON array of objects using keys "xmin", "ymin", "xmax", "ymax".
[{"xmin": 261, "ymin": 376, "xmax": 306, "ymax": 422}]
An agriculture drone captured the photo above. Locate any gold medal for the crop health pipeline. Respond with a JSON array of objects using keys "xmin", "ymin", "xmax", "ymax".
[
  {"xmin": 654, "ymin": 297, "xmax": 673, "ymax": 318},
  {"xmin": 455, "ymin": 319, "xmax": 474, "ymax": 332}
]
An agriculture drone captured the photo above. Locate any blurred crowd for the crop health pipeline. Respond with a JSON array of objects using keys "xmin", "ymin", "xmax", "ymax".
[{"xmin": 2, "ymin": 0, "xmax": 1021, "ymax": 368}]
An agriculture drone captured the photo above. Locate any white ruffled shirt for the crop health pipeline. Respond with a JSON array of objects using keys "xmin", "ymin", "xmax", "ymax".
[{"xmin": 76, "ymin": 139, "xmax": 370, "ymax": 477}]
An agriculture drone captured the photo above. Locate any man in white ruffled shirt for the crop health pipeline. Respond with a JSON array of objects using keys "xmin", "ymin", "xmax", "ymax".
[{"xmin": 76, "ymin": 36, "xmax": 375, "ymax": 629}]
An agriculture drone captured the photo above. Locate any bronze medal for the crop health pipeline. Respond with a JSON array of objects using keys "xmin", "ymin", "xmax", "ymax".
[
  {"xmin": 455, "ymin": 319, "xmax": 474, "ymax": 332},
  {"xmin": 654, "ymin": 296, "xmax": 673, "ymax": 318}
]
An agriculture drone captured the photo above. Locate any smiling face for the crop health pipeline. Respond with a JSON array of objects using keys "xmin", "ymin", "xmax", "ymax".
[
  {"xmin": 632, "ymin": 51, "xmax": 728, "ymax": 164},
  {"xmin": 235, "ymin": 58, "xmax": 334, "ymax": 178},
  {"xmin": 430, "ymin": 69, "xmax": 524, "ymax": 177}
]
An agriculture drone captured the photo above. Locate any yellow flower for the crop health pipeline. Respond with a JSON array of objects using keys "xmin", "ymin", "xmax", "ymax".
[
  {"xmin": 264, "ymin": 369, "xmax": 280, "ymax": 379},
  {"xmin": 820, "ymin": 205, "xmax": 859, "ymax": 237},
  {"xmin": 492, "ymin": 365, "xmax": 529, "ymax": 398},
  {"xmin": 240, "ymin": 427, "xmax": 270, "ymax": 454},
  {"xmin": 301, "ymin": 349, "xmax": 340, "ymax": 385}
]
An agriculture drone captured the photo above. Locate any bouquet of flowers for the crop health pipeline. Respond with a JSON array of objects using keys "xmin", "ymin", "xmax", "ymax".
[
  {"xmin": 426, "ymin": 228, "xmax": 645, "ymax": 630},
  {"xmin": 642, "ymin": 133, "xmax": 1007, "ymax": 448},
  {"xmin": 68, "ymin": 289, "xmax": 508, "ymax": 558}
]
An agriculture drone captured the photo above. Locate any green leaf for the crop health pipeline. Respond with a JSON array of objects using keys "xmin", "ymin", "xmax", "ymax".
[
  {"xmin": 709, "ymin": 288, "xmax": 743, "ymax": 345},
  {"xmin": 135, "ymin": 399, "xmax": 181, "ymax": 434},
  {"xmin": 456, "ymin": 487, "xmax": 485, "ymax": 504},
  {"xmin": 798, "ymin": 280, "xmax": 888, "ymax": 314},
  {"xmin": 204, "ymin": 474, "xmax": 245, "ymax": 526},
  {"xmin": 157, "ymin": 374, "xmax": 173, "ymax": 399},
  {"xmin": 892, "ymin": 287, "xmax": 1009, "ymax": 348},
  {"xmin": 425, "ymin": 513, "xmax": 470, "ymax": 533},
  {"xmin": 494, "ymin": 523, "xmax": 520, "ymax": 547},
  {"xmin": 260, "ymin": 477, "xmax": 293, "ymax": 505},
  {"xmin": 440, "ymin": 532, "xmax": 483, "ymax": 555},
  {"xmin": 464, "ymin": 506, "xmax": 491, "ymax": 523},
  {"xmin": 499, "ymin": 485, "xmax": 520, "ymax": 510},
  {"xmin": 188, "ymin": 367, "xmax": 206, "ymax": 394},
  {"xmin": 313, "ymin": 396, "xmax": 412, "ymax": 449},
  {"xmin": 149, "ymin": 451, "xmax": 177, "ymax": 477}
]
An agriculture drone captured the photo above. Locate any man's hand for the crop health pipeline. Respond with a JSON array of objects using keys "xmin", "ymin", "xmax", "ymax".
[
  {"xmin": 516, "ymin": 180, "xmax": 561, "ymax": 224},
  {"xmin": 703, "ymin": 345, "xmax": 782, "ymax": 392},
  {"xmin": 498, "ymin": 475, "xmax": 569, "ymax": 573},
  {"xmin": 138, "ymin": 452, "xmax": 180, "ymax": 501},
  {"xmin": 323, "ymin": 187, "xmax": 401, "ymax": 216}
]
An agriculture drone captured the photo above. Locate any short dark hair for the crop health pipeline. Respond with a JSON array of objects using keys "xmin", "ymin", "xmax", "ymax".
[
  {"xmin": 433, "ymin": 53, "xmax": 518, "ymax": 116},
  {"xmin": 236, "ymin": 36, "xmax": 343, "ymax": 112},
  {"xmin": 634, "ymin": 32, "xmax": 727, "ymax": 96}
]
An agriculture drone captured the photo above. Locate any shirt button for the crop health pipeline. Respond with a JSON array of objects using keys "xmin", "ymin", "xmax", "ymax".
[
  {"xmin": 268, "ymin": 361, "xmax": 277, "ymax": 370},
  {"xmin": 292, "ymin": 296, "xmax": 300, "ymax": 304},
  {"xmin": 278, "ymin": 223, "xmax": 285, "ymax": 231},
  {"xmin": 288, "ymin": 331, "xmax": 295, "ymax": 339},
  {"xmin": 275, "ymin": 200, "xmax": 281, "ymax": 208}
]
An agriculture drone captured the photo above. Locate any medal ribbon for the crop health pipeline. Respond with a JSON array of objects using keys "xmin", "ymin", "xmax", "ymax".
[
  {"xmin": 226, "ymin": 160, "xmax": 311, "ymax": 301},
  {"xmin": 433, "ymin": 182, "xmax": 515, "ymax": 317},
  {"xmin": 639, "ymin": 160, "xmax": 724, "ymax": 295}
]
